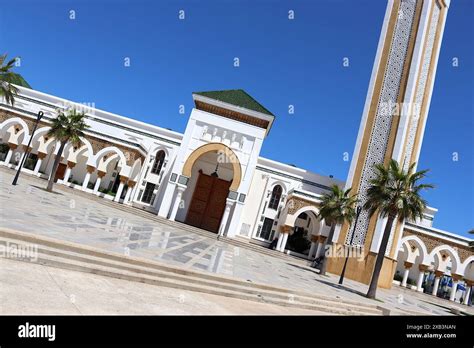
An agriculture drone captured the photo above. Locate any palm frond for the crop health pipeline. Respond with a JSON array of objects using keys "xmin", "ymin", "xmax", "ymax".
[
  {"xmin": 365, "ymin": 159, "xmax": 433, "ymax": 221},
  {"xmin": 317, "ymin": 184, "xmax": 358, "ymax": 227},
  {"xmin": 47, "ymin": 108, "xmax": 90, "ymax": 145},
  {"xmin": 0, "ymin": 54, "xmax": 21, "ymax": 105}
]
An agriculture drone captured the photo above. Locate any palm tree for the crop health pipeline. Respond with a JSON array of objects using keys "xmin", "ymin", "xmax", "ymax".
[
  {"xmin": 0, "ymin": 54, "xmax": 20, "ymax": 105},
  {"xmin": 317, "ymin": 185, "xmax": 358, "ymax": 275},
  {"xmin": 365, "ymin": 159, "xmax": 433, "ymax": 299},
  {"xmin": 46, "ymin": 109, "xmax": 89, "ymax": 192}
]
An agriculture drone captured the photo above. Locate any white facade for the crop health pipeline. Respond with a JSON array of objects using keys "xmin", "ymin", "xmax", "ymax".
[
  {"xmin": 0, "ymin": 83, "xmax": 472, "ymax": 303},
  {"xmin": 0, "ymin": 86, "xmax": 343, "ymax": 248}
]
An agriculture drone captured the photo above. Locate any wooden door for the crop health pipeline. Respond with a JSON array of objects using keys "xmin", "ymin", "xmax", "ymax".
[
  {"xmin": 201, "ymin": 178, "xmax": 231, "ymax": 233},
  {"xmin": 54, "ymin": 163, "xmax": 67, "ymax": 182},
  {"xmin": 185, "ymin": 173, "xmax": 214, "ymax": 228},
  {"xmin": 185, "ymin": 171, "xmax": 231, "ymax": 233}
]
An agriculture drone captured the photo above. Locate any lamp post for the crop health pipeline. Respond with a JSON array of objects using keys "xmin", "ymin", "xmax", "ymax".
[
  {"xmin": 338, "ymin": 205, "xmax": 362, "ymax": 285},
  {"xmin": 12, "ymin": 111, "xmax": 44, "ymax": 185}
]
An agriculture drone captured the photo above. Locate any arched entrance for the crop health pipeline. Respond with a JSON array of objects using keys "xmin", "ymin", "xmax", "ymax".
[
  {"xmin": 178, "ymin": 143, "xmax": 242, "ymax": 234},
  {"xmin": 286, "ymin": 211, "xmax": 320, "ymax": 255},
  {"xmin": 277, "ymin": 202, "xmax": 328, "ymax": 255},
  {"xmin": 183, "ymin": 153, "xmax": 233, "ymax": 233}
]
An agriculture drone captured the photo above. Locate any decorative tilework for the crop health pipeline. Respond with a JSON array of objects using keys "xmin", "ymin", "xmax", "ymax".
[{"xmin": 346, "ymin": 0, "xmax": 417, "ymax": 246}]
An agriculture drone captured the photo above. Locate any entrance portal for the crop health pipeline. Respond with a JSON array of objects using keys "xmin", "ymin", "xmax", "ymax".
[{"xmin": 185, "ymin": 170, "xmax": 231, "ymax": 233}]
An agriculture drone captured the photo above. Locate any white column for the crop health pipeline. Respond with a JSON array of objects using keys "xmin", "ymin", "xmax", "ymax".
[
  {"xmin": 463, "ymin": 285, "xmax": 471, "ymax": 305},
  {"xmin": 93, "ymin": 177, "xmax": 102, "ymax": 194},
  {"xmin": 315, "ymin": 241, "xmax": 325, "ymax": 258},
  {"xmin": 123, "ymin": 185, "xmax": 133, "ymax": 205},
  {"xmin": 308, "ymin": 242, "xmax": 317, "ymax": 259},
  {"xmin": 449, "ymin": 280, "xmax": 459, "ymax": 302},
  {"xmin": 82, "ymin": 166, "xmax": 95, "ymax": 190},
  {"xmin": 276, "ymin": 233, "xmax": 284, "ymax": 251},
  {"xmin": 33, "ymin": 158, "xmax": 43, "ymax": 174},
  {"xmin": 3, "ymin": 149, "xmax": 13, "ymax": 165},
  {"xmin": 169, "ymin": 186, "xmax": 185, "ymax": 220},
  {"xmin": 402, "ymin": 268, "xmax": 410, "ymax": 287},
  {"xmin": 82, "ymin": 172, "xmax": 91, "ymax": 190},
  {"xmin": 432, "ymin": 276, "xmax": 441, "ymax": 296},
  {"xmin": 279, "ymin": 233, "xmax": 289, "ymax": 252},
  {"xmin": 416, "ymin": 271, "xmax": 425, "ymax": 292},
  {"xmin": 218, "ymin": 199, "xmax": 234, "ymax": 237},
  {"xmin": 114, "ymin": 180, "xmax": 126, "ymax": 202},
  {"xmin": 158, "ymin": 182, "xmax": 178, "ymax": 218},
  {"xmin": 63, "ymin": 167, "xmax": 72, "ymax": 184},
  {"xmin": 130, "ymin": 183, "xmax": 140, "ymax": 203},
  {"xmin": 225, "ymin": 201, "xmax": 244, "ymax": 238}
]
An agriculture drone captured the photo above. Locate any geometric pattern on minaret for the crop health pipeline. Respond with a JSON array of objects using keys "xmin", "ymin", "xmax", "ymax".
[
  {"xmin": 339, "ymin": 0, "xmax": 450, "ymax": 258},
  {"xmin": 346, "ymin": 0, "xmax": 418, "ymax": 247}
]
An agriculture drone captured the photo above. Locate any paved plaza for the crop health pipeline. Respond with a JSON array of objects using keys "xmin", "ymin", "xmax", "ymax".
[
  {"xmin": 0, "ymin": 257, "xmax": 323, "ymax": 315},
  {"xmin": 1, "ymin": 168, "xmax": 472, "ymax": 315}
]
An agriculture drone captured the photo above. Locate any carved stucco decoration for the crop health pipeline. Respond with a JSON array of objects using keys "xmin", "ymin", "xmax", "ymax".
[
  {"xmin": 88, "ymin": 137, "xmax": 143, "ymax": 166},
  {"xmin": 403, "ymin": 229, "xmax": 472, "ymax": 263},
  {"xmin": 0, "ymin": 110, "xmax": 49, "ymax": 131},
  {"xmin": 285, "ymin": 196, "xmax": 319, "ymax": 216}
]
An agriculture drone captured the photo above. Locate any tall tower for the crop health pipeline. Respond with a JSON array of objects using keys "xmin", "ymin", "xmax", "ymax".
[{"xmin": 327, "ymin": 0, "xmax": 450, "ymax": 288}]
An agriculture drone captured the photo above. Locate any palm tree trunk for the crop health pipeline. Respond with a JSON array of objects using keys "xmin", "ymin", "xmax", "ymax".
[
  {"xmin": 366, "ymin": 214, "xmax": 395, "ymax": 299},
  {"xmin": 46, "ymin": 141, "xmax": 66, "ymax": 192}
]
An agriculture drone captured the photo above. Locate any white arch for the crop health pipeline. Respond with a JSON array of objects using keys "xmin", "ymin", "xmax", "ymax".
[
  {"xmin": 460, "ymin": 256, "xmax": 474, "ymax": 278},
  {"xmin": 0, "ymin": 117, "xmax": 30, "ymax": 136},
  {"xmin": 285, "ymin": 205, "xmax": 320, "ymax": 227},
  {"xmin": 63, "ymin": 137, "xmax": 94, "ymax": 164},
  {"xmin": 93, "ymin": 146, "xmax": 126, "ymax": 169},
  {"xmin": 429, "ymin": 245, "xmax": 462, "ymax": 275},
  {"xmin": 398, "ymin": 241, "xmax": 413, "ymax": 265},
  {"xmin": 400, "ymin": 241, "xmax": 410, "ymax": 255},
  {"xmin": 269, "ymin": 180, "xmax": 288, "ymax": 194},
  {"xmin": 129, "ymin": 158, "xmax": 142, "ymax": 181},
  {"xmin": 104, "ymin": 153, "xmax": 119, "ymax": 164},
  {"xmin": 151, "ymin": 145, "xmax": 170, "ymax": 158},
  {"xmin": 29, "ymin": 127, "xmax": 58, "ymax": 155},
  {"xmin": 399, "ymin": 235, "xmax": 429, "ymax": 265},
  {"xmin": 0, "ymin": 117, "xmax": 30, "ymax": 144},
  {"xmin": 30, "ymin": 127, "xmax": 50, "ymax": 142}
]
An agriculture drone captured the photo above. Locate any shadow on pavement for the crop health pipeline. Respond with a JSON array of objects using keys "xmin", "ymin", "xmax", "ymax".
[{"xmin": 29, "ymin": 184, "xmax": 64, "ymax": 195}]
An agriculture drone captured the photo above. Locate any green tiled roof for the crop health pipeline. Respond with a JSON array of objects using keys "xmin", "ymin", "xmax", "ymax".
[
  {"xmin": 3, "ymin": 73, "xmax": 32, "ymax": 89},
  {"xmin": 194, "ymin": 89, "xmax": 274, "ymax": 116}
]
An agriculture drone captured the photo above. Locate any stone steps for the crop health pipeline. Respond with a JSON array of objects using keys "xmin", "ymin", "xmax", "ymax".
[{"xmin": 0, "ymin": 228, "xmax": 384, "ymax": 315}]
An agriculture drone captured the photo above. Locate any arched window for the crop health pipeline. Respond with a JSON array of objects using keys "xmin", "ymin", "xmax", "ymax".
[
  {"xmin": 151, "ymin": 150, "xmax": 165, "ymax": 174},
  {"xmin": 268, "ymin": 185, "xmax": 282, "ymax": 210}
]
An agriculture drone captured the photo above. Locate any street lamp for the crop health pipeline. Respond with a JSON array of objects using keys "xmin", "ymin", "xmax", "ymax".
[
  {"xmin": 12, "ymin": 111, "xmax": 44, "ymax": 186},
  {"xmin": 338, "ymin": 205, "xmax": 362, "ymax": 285}
]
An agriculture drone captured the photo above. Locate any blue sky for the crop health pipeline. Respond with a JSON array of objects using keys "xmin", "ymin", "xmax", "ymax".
[{"xmin": 1, "ymin": 0, "xmax": 473, "ymax": 237}]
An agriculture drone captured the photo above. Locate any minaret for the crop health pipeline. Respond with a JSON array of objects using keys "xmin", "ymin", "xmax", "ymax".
[{"xmin": 327, "ymin": 0, "xmax": 450, "ymax": 288}]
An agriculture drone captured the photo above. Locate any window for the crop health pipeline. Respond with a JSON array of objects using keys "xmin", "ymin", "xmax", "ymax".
[
  {"xmin": 257, "ymin": 218, "xmax": 274, "ymax": 241},
  {"xmin": 141, "ymin": 183, "xmax": 156, "ymax": 204},
  {"xmin": 151, "ymin": 150, "xmax": 165, "ymax": 175},
  {"xmin": 268, "ymin": 185, "xmax": 282, "ymax": 210}
]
